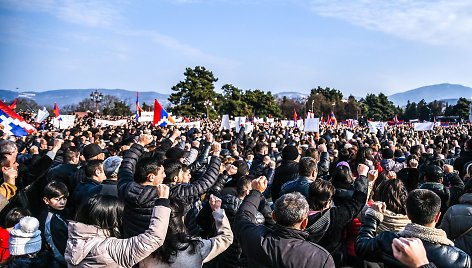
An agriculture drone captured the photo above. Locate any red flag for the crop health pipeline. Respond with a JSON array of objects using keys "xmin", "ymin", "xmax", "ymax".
[
  {"xmin": 53, "ymin": 102, "xmax": 60, "ymax": 118},
  {"xmin": 8, "ymin": 99, "xmax": 17, "ymax": 110},
  {"xmin": 153, "ymin": 99, "xmax": 175, "ymax": 126},
  {"xmin": 293, "ymin": 107, "xmax": 298, "ymax": 122}
]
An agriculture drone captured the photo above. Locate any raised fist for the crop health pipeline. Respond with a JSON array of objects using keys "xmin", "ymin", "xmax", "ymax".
[{"xmin": 156, "ymin": 184, "xmax": 170, "ymax": 199}]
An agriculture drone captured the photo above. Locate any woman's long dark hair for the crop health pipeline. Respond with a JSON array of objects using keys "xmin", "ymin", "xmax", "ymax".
[
  {"xmin": 76, "ymin": 195, "xmax": 124, "ymax": 238},
  {"xmin": 373, "ymin": 179, "xmax": 408, "ymax": 215},
  {"xmin": 153, "ymin": 199, "xmax": 202, "ymax": 263}
]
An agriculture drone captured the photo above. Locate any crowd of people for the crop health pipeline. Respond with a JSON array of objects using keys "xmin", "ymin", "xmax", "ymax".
[{"xmin": 0, "ymin": 113, "xmax": 472, "ymax": 268}]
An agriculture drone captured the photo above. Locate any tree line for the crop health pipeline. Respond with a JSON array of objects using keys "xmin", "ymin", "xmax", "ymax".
[
  {"xmin": 169, "ymin": 66, "xmax": 471, "ymax": 121},
  {"xmin": 9, "ymin": 65, "xmax": 471, "ymax": 121}
]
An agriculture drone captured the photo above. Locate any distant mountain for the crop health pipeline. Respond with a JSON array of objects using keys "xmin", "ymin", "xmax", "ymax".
[
  {"xmin": 0, "ymin": 89, "xmax": 170, "ymax": 108},
  {"xmin": 274, "ymin": 92, "xmax": 309, "ymax": 100},
  {"xmin": 389, "ymin": 83, "xmax": 472, "ymax": 106}
]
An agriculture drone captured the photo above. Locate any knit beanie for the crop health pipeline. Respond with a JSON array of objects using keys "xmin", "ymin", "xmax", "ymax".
[
  {"xmin": 9, "ymin": 217, "xmax": 42, "ymax": 256},
  {"xmin": 282, "ymin": 145, "xmax": 299, "ymax": 161},
  {"xmin": 103, "ymin": 156, "xmax": 123, "ymax": 178}
]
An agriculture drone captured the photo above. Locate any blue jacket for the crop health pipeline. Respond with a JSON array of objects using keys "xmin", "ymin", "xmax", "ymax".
[{"xmin": 280, "ymin": 176, "xmax": 313, "ymax": 198}]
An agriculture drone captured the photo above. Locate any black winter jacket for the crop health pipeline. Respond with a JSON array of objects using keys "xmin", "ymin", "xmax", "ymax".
[
  {"xmin": 249, "ymin": 153, "xmax": 269, "ymax": 177},
  {"xmin": 306, "ymin": 175, "xmax": 368, "ymax": 265},
  {"xmin": 355, "ymin": 213, "xmax": 471, "ymax": 268},
  {"xmin": 420, "ymin": 175, "xmax": 464, "ymax": 225},
  {"xmin": 0, "ymin": 152, "xmax": 54, "ymax": 220},
  {"xmin": 271, "ymin": 160, "xmax": 298, "ymax": 201},
  {"xmin": 117, "ymin": 143, "xmax": 221, "ymax": 238},
  {"xmin": 46, "ymin": 163, "xmax": 79, "ymax": 189},
  {"xmin": 235, "ymin": 190, "xmax": 335, "ymax": 268},
  {"xmin": 454, "ymin": 150, "xmax": 472, "ymax": 177}
]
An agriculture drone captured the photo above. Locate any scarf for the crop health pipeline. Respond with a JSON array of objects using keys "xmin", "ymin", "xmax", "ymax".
[
  {"xmin": 377, "ymin": 210, "xmax": 410, "ymax": 233},
  {"xmin": 398, "ymin": 223, "xmax": 454, "ymax": 246}
]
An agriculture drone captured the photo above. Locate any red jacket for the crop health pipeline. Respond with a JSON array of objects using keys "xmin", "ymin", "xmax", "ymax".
[{"xmin": 0, "ymin": 227, "xmax": 10, "ymax": 263}]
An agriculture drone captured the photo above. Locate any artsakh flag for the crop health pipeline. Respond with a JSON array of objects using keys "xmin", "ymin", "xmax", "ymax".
[
  {"xmin": 153, "ymin": 99, "xmax": 175, "ymax": 126},
  {"xmin": 9, "ymin": 99, "xmax": 17, "ymax": 110},
  {"xmin": 0, "ymin": 101, "xmax": 36, "ymax": 136},
  {"xmin": 54, "ymin": 102, "xmax": 61, "ymax": 118}
]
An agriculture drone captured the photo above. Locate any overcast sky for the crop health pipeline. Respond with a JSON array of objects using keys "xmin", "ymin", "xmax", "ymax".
[{"xmin": 1, "ymin": 0, "xmax": 471, "ymax": 96}]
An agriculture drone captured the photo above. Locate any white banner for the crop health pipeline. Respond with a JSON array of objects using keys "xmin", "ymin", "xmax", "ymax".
[
  {"xmin": 235, "ymin": 117, "xmax": 246, "ymax": 132},
  {"xmin": 221, "ymin": 114, "xmax": 230, "ymax": 130},
  {"xmin": 254, "ymin": 118, "xmax": 264, "ymax": 124},
  {"xmin": 281, "ymin": 120, "xmax": 295, "ymax": 127},
  {"xmin": 414, "ymin": 122, "xmax": 434, "ymax": 131},
  {"xmin": 175, "ymin": 121, "xmax": 201, "ymax": 129},
  {"xmin": 53, "ymin": 115, "xmax": 76, "ymax": 129},
  {"xmin": 95, "ymin": 119, "xmax": 127, "ymax": 127},
  {"xmin": 296, "ymin": 119, "xmax": 304, "ymax": 129},
  {"xmin": 346, "ymin": 130, "xmax": 354, "ymax": 140},
  {"xmin": 35, "ymin": 108, "xmax": 49, "ymax": 123},
  {"xmin": 304, "ymin": 118, "xmax": 319, "ymax": 132},
  {"xmin": 244, "ymin": 123, "xmax": 254, "ymax": 134},
  {"xmin": 137, "ymin": 111, "xmax": 154, "ymax": 122},
  {"xmin": 368, "ymin": 121, "xmax": 387, "ymax": 134}
]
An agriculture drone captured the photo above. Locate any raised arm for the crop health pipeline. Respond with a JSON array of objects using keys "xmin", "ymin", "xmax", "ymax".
[
  {"xmin": 117, "ymin": 134, "xmax": 151, "ymax": 196},
  {"xmin": 202, "ymin": 195, "xmax": 234, "ymax": 263},
  {"xmin": 107, "ymin": 185, "xmax": 171, "ymax": 268}
]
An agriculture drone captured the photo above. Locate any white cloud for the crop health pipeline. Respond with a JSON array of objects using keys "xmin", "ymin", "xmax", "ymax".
[
  {"xmin": 117, "ymin": 29, "xmax": 240, "ymax": 68},
  {"xmin": 307, "ymin": 0, "xmax": 472, "ymax": 46},
  {"xmin": 0, "ymin": 0, "xmax": 121, "ymax": 27}
]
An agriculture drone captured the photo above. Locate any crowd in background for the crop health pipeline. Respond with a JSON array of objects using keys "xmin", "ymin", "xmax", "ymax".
[{"xmin": 0, "ymin": 114, "xmax": 472, "ymax": 268}]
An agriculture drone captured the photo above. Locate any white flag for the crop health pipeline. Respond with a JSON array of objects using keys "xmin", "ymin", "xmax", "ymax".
[{"xmin": 35, "ymin": 107, "xmax": 49, "ymax": 123}]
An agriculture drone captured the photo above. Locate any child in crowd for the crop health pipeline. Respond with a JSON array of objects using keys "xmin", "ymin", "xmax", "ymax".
[
  {"xmin": 39, "ymin": 181, "xmax": 69, "ymax": 267},
  {"xmin": 0, "ymin": 208, "xmax": 29, "ymax": 264},
  {"xmin": 8, "ymin": 216, "xmax": 51, "ymax": 267}
]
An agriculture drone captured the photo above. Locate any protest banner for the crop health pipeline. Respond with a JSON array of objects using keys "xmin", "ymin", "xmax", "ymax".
[
  {"xmin": 53, "ymin": 115, "xmax": 76, "ymax": 129},
  {"xmin": 95, "ymin": 119, "xmax": 127, "ymax": 127},
  {"xmin": 304, "ymin": 118, "xmax": 319, "ymax": 132},
  {"xmin": 221, "ymin": 114, "xmax": 230, "ymax": 130},
  {"xmin": 414, "ymin": 122, "xmax": 434, "ymax": 131}
]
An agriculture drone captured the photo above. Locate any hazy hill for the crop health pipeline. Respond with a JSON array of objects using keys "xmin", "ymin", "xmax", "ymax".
[
  {"xmin": 0, "ymin": 89, "xmax": 169, "ymax": 108},
  {"xmin": 389, "ymin": 83, "xmax": 472, "ymax": 106}
]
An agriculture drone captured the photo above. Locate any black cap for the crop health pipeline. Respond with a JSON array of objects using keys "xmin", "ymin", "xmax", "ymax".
[
  {"xmin": 282, "ymin": 145, "xmax": 299, "ymax": 160},
  {"xmin": 82, "ymin": 143, "xmax": 103, "ymax": 160}
]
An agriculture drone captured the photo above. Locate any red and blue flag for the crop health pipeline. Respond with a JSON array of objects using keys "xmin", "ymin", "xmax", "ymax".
[
  {"xmin": 0, "ymin": 101, "xmax": 36, "ymax": 136},
  {"xmin": 135, "ymin": 91, "xmax": 143, "ymax": 121},
  {"xmin": 153, "ymin": 99, "xmax": 175, "ymax": 126}
]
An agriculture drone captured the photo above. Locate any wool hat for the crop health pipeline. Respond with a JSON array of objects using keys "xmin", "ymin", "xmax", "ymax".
[
  {"xmin": 9, "ymin": 216, "xmax": 42, "ymax": 256},
  {"xmin": 82, "ymin": 143, "xmax": 103, "ymax": 160},
  {"xmin": 165, "ymin": 147, "xmax": 188, "ymax": 160},
  {"xmin": 282, "ymin": 145, "xmax": 299, "ymax": 161},
  {"xmin": 103, "ymin": 156, "xmax": 123, "ymax": 178}
]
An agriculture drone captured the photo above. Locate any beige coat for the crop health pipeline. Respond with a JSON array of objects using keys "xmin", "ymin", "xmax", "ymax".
[{"xmin": 65, "ymin": 205, "xmax": 171, "ymax": 268}]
